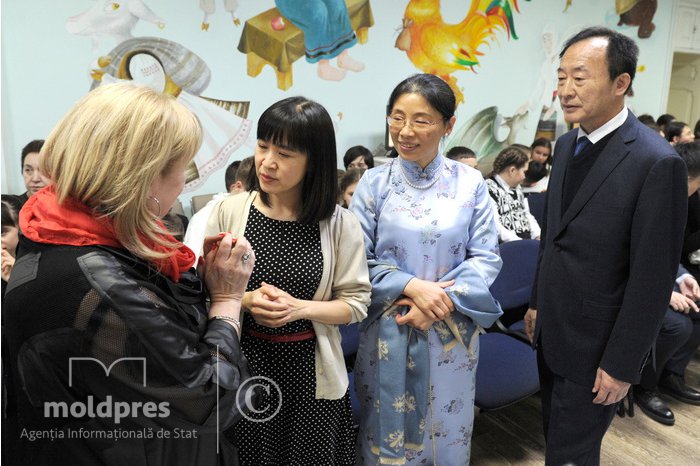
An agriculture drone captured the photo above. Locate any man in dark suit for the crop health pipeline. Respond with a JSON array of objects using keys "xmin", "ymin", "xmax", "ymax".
[{"xmin": 524, "ymin": 27, "xmax": 688, "ymax": 465}]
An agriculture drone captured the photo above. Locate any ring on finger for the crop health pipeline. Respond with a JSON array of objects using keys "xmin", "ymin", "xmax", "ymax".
[{"xmin": 242, "ymin": 252, "xmax": 251, "ymax": 262}]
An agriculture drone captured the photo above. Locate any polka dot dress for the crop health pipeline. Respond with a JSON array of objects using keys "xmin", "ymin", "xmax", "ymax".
[{"xmin": 227, "ymin": 205, "xmax": 356, "ymax": 465}]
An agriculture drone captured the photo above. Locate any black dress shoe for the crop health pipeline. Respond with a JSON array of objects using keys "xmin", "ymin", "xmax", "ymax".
[
  {"xmin": 634, "ymin": 386, "xmax": 675, "ymax": 425},
  {"xmin": 658, "ymin": 373, "xmax": 700, "ymax": 406}
]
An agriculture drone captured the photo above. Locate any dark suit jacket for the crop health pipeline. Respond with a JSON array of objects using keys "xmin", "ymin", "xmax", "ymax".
[{"xmin": 530, "ymin": 112, "xmax": 687, "ymax": 386}]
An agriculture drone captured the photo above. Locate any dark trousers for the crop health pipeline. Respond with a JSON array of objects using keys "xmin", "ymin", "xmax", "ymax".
[
  {"xmin": 639, "ymin": 308, "xmax": 693, "ymax": 389},
  {"xmin": 538, "ymin": 348, "xmax": 617, "ymax": 466},
  {"xmin": 665, "ymin": 309, "xmax": 700, "ymax": 377}
]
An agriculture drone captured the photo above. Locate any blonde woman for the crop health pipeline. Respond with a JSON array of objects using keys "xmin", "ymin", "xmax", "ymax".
[{"xmin": 5, "ymin": 82, "xmax": 255, "ymax": 465}]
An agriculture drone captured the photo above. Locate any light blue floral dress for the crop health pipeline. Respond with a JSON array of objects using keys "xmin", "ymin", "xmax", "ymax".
[{"xmin": 349, "ymin": 154, "xmax": 503, "ymax": 465}]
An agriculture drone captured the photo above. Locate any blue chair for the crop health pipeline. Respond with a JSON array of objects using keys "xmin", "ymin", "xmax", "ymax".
[
  {"xmin": 526, "ymin": 192, "xmax": 546, "ymax": 228},
  {"xmin": 489, "ymin": 239, "xmax": 540, "ymax": 340},
  {"xmin": 475, "ymin": 239, "xmax": 541, "ymax": 410}
]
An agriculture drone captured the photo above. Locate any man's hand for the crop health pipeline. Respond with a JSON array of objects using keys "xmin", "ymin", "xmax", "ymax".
[
  {"xmin": 524, "ymin": 308, "xmax": 537, "ymax": 344},
  {"xmin": 592, "ymin": 368, "xmax": 630, "ymax": 405},
  {"xmin": 669, "ymin": 291, "xmax": 699, "ymax": 314}
]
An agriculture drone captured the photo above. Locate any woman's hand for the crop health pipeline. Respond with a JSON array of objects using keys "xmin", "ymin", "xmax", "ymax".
[
  {"xmin": 1, "ymin": 249, "xmax": 15, "ymax": 282},
  {"xmin": 201, "ymin": 233, "xmax": 254, "ymax": 305},
  {"xmin": 403, "ymin": 278, "xmax": 455, "ymax": 320},
  {"xmin": 394, "ymin": 297, "xmax": 436, "ymax": 331},
  {"xmin": 243, "ymin": 282, "xmax": 292, "ymax": 328}
]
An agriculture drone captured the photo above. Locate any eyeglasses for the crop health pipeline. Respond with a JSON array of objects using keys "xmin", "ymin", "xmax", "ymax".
[{"xmin": 386, "ymin": 115, "xmax": 440, "ymax": 131}]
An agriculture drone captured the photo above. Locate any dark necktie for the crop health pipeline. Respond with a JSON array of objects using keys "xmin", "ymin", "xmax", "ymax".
[{"xmin": 574, "ymin": 136, "xmax": 592, "ymax": 157}]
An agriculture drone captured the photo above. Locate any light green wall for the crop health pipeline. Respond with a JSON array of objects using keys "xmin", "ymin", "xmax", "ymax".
[{"xmin": 1, "ymin": 0, "xmax": 678, "ymax": 210}]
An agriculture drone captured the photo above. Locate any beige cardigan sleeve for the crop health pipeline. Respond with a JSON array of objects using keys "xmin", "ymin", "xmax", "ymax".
[{"xmin": 312, "ymin": 205, "xmax": 371, "ymax": 399}]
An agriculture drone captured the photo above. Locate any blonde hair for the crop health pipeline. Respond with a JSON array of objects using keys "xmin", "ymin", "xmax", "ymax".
[{"xmin": 41, "ymin": 82, "xmax": 202, "ymax": 263}]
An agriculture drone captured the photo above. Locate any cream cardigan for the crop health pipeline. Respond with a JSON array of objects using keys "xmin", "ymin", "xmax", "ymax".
[{"xmin": 205, "ymin": 191, "xmax": 370, "ymax": 399}]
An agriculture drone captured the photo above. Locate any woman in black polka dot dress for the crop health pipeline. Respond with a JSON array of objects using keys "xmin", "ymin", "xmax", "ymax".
[{"xmin": 207, "ymin": 96, "xmax": 371, "ymax": 465}]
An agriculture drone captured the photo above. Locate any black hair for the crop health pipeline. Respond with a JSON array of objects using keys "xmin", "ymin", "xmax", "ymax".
[
  {"xmin": 224, "ymin": 160, "xmax": 241, "ymax": 191},
  {"xmin": 387, "ymin": 74, "xmax": 455, "ymax": 122},
  {"xmin": 252, "ymin": 96, "xmax": 338, "ymax": 224},
  {"xmin": 559, "ymin": 26, "xmax": 638, "ymax": 96},
  {"xmin": 656, "ymin": 113, "xmax": 676, "ymax": 128},
  {"xmin": 637, "ymin": 114, "xmax": 655, "ymax": 125},
  {"xmin": 446, "ymin": 146, "xmax": 476, "ymax": 160},
  {"xmin": 339, "ymin": 168, "xmax": 365, "ymax": 194},
  {"xmin": 235, "ymin": 156, "xmax": 255, "ymax": 191},
  {"xmin": 675, "ymin": 141, "xmax": 700, "ymax": 178},
  {"xmin": 695, "ymin": 119, "xmax": 700, "ymax": 139},
  {"xmin": 21, "ymin": 139, "xmax": 44, "ymax": 171},
  {"xmin": 665, "ymin": 121, "xmax": 688, "ymax": 143},
  {"xmin": 343, "ymin": 145, "xmax": 374, "ymax": 169},
  {"xmin": 1, "ymin": 195, "xmax": 20, "ymax": 229},
  {"xmin": 524, "ymin": 161, "xmax": 548, "ymax": 184},
  {"xmin": 644, "ymin": 121, "xmax": 661, "ymax": 134}
]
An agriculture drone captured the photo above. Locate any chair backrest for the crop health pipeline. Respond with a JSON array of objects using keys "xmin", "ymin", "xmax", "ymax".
[
  {"xmin": 526, "ymin": 192, "xmax": 546, "ymax": 228},
  {"xmin": 191, "ymin": 194, "xmax": 216, "ymax": 214},
  {"xmin": 339, "ymin": 323, "xmax": 359, "ymax": 356},
  {"xmin": 489, "ymin": 239, "xmax": 540, "ymax": 311}
]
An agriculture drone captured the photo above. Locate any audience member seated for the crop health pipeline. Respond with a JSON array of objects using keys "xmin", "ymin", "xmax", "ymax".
[
  {"xmin": 656, "ymin": 113, "xmax": 675, "ymax": 128},
  {"xmin": 634, "ymin": 141, "xmax": 700, "ymax": 424},
  {"xmin": 446, "ymin": 145, "xmax": 478, "ymax": 168},
  {"xmin": 1, "ymin": 196, "xmax": 21, "ymax": 298},
  {"xmin": 528, "ymin": 137, "xmax": 553, "ymax": 191},
  {"xmin": 486, "ymin": 146, "xmax": 540, "ymax": 242},
  {"xmin": 4, "ymin": 82, "xmax": 255, "ymax": 464},
  {"xmin": 665, "ymin": 121, "xmax": 695, "ymax": 145},
  {"xmin": 530, "ymin": 137, "xmax": 552, "ymax": 166},
  {"xmin": 16, "ymin": 140, "xmax": 49, "ymax": 207},
  {"xmin": 521, "ymin": 161, "xmax": 548, "ymax": 194},
  {"xmin": 637, "ymin": 114, "xmax": 656, "ymax": 126},
  {"xmin": 343, "ymin": 145, "xmax": 374, "ymax": 170},
  {"xmin": 339, "ymin": 168, "xmax": 365, "ymax": 207},
  {"xmin": 695, "ymin": 119, "xmax": 700, "ymax": 140},
  {"xmin": 184, "ymin": 156, "xmax": 254, "ymax": 261}
]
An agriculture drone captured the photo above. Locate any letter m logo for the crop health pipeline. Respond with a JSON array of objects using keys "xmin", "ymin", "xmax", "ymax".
[{"xmin": 68, "ymin": 357, "xmax": 147, "ymax": 387}]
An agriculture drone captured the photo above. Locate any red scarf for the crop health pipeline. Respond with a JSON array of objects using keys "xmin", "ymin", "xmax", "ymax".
[{"xmin": 20, "ymin": 186, "xmax": 195, "ymax": 282}]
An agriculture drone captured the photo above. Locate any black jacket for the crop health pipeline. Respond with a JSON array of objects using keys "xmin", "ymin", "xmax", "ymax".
[
  {"xmin": 530, "ymin": 113, "xmax": 687, "ymax": 386},
  {"xmin": 4, "ymin": 237, "xmax": 253, "ymax": 465}
]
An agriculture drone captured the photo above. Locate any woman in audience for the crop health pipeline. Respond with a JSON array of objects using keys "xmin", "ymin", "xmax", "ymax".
[
  {"xmin": 665, "ymin": 121, "xmax": 695, "ymax": 145},
  {"xmin": 338, "ymin": 167, "xmax": 365, "ymax": 207},
  {"xmin": 4, "ymin": 82, "xmax": 256, "ymax": 464},
  {"xmin": 530, "ymin": 137, "xmax": 553, "ymax": 166},
  {"xmin": 486, "ymin": 146, "xmax": 541, "ymax": 242},
  {"xmin": 528, "ymin": 138, "xmax": 553, "ymax": 191},
  {"xmin": 342, "ymin": 144, "xmax": 374, "ymax": 169},
  {"xmin": 206, "ymin": 96, "xmax": 371, "ymax": 465},
  {"xmin": 1, "ymin": 196, "xmax": 21, "ymax": 291},
  {"xmin": 350, "ymin": 73, "xmax": 503, "ymax": 465}
]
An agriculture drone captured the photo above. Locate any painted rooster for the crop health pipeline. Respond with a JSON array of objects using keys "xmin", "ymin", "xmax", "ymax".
[{"xmin": 396, "ymin": 0, "xmax": 528, "ymax": 105}]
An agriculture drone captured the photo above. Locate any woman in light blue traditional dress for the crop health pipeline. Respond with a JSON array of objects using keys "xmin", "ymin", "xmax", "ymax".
[{"xmin": 350, "ymin": 74, "xmax": 503, "ymax": 465}]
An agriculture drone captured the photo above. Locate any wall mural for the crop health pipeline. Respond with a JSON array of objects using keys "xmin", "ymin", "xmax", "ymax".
[
  {"xmin": 396, "ymin": 0, "xmax": 530, "ymax": 107},
  {"xmin": 200, "ymin": 0, "xmax": 241, "ymax": 30},
  {"xmin": 564, "ymin": 0, "xmax": 658, "ymax": 38},
  {"xmin": 89, "ymin": 37, "xmax": 253, "ymax": 192},
  {"xmin": 237, "ymin": 0, "xmax": 374, "ymax": 90},
  {"xmin": 446, "ymin": 106, "xmax": 529, "ymax": 171},
  {"xmin": 66, "ymin": 0, "xmax": 165, "ymax": 53}
]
